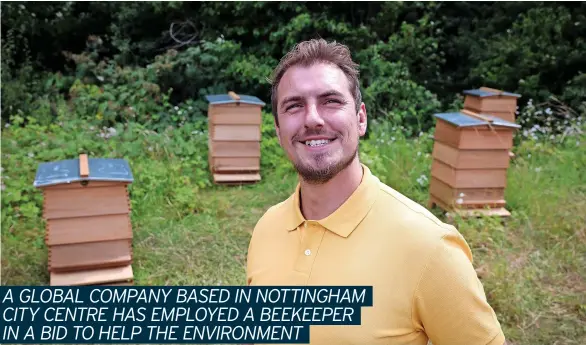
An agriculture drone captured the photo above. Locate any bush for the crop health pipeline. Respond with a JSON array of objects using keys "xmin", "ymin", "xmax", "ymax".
[
  {"xmin": 3, "ymin": 2, "xmax": 585, "ymax": 122},
  {"xmin": 358, "ymin": 46, "xmax": 442, "ymax": 134},
  {"xmin": 0, "ymin": 107, "xmax": 212, "ymax": 230}
]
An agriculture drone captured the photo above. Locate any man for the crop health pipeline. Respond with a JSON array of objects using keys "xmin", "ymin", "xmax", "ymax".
[{"xmin": 246, "ymin": 39, "xmax": 507, "ymax": 345}]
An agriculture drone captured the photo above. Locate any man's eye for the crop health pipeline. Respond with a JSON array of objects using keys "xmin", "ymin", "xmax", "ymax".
[
  {"xmin": 286, "ymin": 104, "xmax": 301, "ymax": 111},
  {"xmin": 325, "ymin": 99, "xmax": 341, "ymax": 104}
]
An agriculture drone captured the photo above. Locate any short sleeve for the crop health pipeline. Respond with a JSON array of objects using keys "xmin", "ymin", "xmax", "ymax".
[{"xmin": 412, "ymin": 231, "xmax": 506, "ymax": 345}]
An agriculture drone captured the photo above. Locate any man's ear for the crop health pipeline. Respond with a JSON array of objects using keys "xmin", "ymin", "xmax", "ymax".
[
  {"xmin": 357, "ymin": 102, "xmax": 367, "ymax": 137},
  {"xmin": 274, "ymin": 117, "xmax": 283, "ymax": 147}
]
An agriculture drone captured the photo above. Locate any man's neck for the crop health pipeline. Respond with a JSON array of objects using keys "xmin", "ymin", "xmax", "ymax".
[{"xmin": 299, "ymin": 158, "xmax": 364, "ymax": 221}]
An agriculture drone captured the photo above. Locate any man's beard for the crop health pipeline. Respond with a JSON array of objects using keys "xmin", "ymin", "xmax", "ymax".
[{"xmin": 293, "ymin": 143, "xmax": 358, "ymax": 185}]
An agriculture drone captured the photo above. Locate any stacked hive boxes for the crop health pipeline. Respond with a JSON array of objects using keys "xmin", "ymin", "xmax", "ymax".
[
  {"xmin": 463, "ymin": 87, "xmax": 521, "ymax": 122},
  {"xmin": 34, "ymin": 154, "xmax": 135, "ymax": 286},
  {"xmin": 205, "ymin": 91, "xmax": 265, "ymax": 185},
  {"xmin": 428, "ymin": 107, "xmax": 521, "ymax": 217}
]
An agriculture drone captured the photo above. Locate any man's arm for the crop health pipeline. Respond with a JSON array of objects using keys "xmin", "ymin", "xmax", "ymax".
[{"xmin": 412, "ymin": 231, "xmax": 507, "ymax": 345}]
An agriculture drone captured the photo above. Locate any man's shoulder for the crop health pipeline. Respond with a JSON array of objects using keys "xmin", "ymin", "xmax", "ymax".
[
  {"xmin": 371, "ymin": 176, "xmax": 475, "ymax": 264},
  {"xmin": 252, "ymin": 194, "xmax": 295, "ymax": 233},
  {"xmin": 258, "ymin": 198, "xmax": 291, "ymax": 220},
  {"xmin": 372, "ymin": 177, "xmax": 460, "ymax": 240}
]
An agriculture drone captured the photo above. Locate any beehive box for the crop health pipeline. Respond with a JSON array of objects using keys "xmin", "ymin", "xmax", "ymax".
[
  {"xmin": 34, "ymin": 154, "xmax": 135, "ymax": 286},
  {"xmin": 463, "ymin": 87, "xmax": 521, "ymax": 122},
  {"xmin": 428, "ymin": 110, "xmax": 520, "ymax": 217},
  {"xmin": 205, "ymin": 91, "xmax": 265, "ymax": 185}
]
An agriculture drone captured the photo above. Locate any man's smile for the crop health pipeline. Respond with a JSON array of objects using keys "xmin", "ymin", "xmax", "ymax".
[
  {"xmin": 304, "ymin": 139, "xmax": 332, "ymax": 147},
  {"xmin": 296, "ymin": 137, "xmax": 338, "ymax": 151}
]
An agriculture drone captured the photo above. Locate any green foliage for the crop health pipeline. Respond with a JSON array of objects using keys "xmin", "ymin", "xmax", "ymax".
[
  {"xmin": 2, "ymin": 2, "xmax": 585, "ymax": 129},
  {"xmin": 360, "ymin": 118, "xmax": 436, "ymax": 203},
  {"xmin": 358, "ymin": 45, "xmax": 442, "ymax": 134},
  {"xmin": 471, "ymin": 5, "xmax": 586, "ymax": 110},
  {"xmin": 0, "ymin": 107, "xmax": 212, "ymax": 229},
  {"xmin": 148, "ymin": 39, "xmax": 276, "ymax": 114}
]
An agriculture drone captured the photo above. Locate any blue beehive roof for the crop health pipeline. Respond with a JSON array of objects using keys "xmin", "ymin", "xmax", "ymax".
[
  {"xmin": 434, "ymin": 112, "xmax": 521, "ymax": 129},
  {"xmin": 463, "ymin": 89, "xmax": 521, "ymax": 98},
  {"xmin": 34, "ymin": 157, "xmax": 134, "ymax": 188},
  {"xmin": 205, "ymin": 94, "xmax": 266, "ymax": 106}
]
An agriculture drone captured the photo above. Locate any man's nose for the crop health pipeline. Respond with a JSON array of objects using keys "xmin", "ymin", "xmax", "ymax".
[{"xmin": 304, "ymin": 103, "xmax": 325, "ymax": 128}]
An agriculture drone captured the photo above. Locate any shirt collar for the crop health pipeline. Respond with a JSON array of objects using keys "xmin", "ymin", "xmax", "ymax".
[{"xmin": 282, "ymin": 164, "xmax": 380, "ymax": 238}]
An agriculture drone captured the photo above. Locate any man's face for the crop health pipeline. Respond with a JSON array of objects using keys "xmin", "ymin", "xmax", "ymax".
[{"xmin": 275, "ymin": 62, "xmax": 367, "ymax": 183}]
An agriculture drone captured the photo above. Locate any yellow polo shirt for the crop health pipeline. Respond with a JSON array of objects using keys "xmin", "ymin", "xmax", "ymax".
[{"xmin": 246, "ymin": 164, "xmax": 505, "ymax": 345}]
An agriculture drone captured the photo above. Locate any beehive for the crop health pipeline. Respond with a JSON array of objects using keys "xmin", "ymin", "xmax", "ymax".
[
  {"xmin": 463, "ymin": 87, "xmax": 521, "ymax": 122},
  {"xmin": 428, "ymin": 110, "xmax": 521, "ymax": 217},
  {"xmin": 34, "ymin": 154, "xmax": 135, "ymax": 286},
  {"xmin": 205, "ymin": 91, "xmax": 265, "ymax": 185}
]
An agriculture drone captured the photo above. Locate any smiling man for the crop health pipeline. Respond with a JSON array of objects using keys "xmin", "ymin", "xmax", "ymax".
[{"xmin": 246, "ymin": 39, "xmax": 507, "ymax": 345}]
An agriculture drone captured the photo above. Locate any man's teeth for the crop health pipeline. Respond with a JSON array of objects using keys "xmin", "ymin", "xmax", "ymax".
[{"xmin": 305, "ymin": 139, "xmax": 331, "ymax": 147}]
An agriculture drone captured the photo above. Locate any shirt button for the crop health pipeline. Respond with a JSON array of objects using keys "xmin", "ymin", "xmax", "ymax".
[{"xmin": 304, "ymin": 249, "xmax": 311, "ymax": 256}]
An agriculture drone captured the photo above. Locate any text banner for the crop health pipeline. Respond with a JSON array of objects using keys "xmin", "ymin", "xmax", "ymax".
[{"xmin": 0, "ymin": 286, "xmax": 373, "ymax": 344}]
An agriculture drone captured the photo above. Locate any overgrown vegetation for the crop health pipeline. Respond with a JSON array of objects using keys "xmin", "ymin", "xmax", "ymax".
[
  {"xmin": 2, "ymin": 2, "xmax": 585, "ymax": 130},
  {"xmin": 1, "ymin": 2, "xmax": 585, "ymax": 345}
]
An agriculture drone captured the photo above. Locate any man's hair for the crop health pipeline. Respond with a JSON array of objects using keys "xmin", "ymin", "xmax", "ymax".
[{"xmin": 269, "ymin": 38, "xmax": 362, "ymax": 126}]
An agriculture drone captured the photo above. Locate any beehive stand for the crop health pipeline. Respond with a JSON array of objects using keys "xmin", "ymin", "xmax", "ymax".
[
  {"xmin": 463, "ymin": 87, "xmax": 521, "ymax": 123},
  {"xmin": 205, "ymin": 91, "xmax": 266, "ymax": 185},
  {"xmin": 428, "ymin": 109, "xmax": 521, "ymax": 218},
  {"xmin": 34, "ymin": 154, "xmax": 135, "ymax": 286}
]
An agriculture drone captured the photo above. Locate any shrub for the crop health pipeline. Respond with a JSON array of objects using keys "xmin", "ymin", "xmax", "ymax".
[
  {"xmin": 357, "ymin": 45, "xmax": 442, "ymax": 135},
  {"xmin": 0, "ymin": 108, "xmax": 212, "ymax": 230}
]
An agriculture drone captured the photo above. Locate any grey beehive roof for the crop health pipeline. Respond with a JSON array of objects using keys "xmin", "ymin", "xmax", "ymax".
[
  {"xmin": 34, "ymin": 157, "xmax": 134, "ymax": 188},
  {"xmin": 463, "ymin": 89, "xmax": 522, "ymax": 98},
  {"xmin": 205, "ymin": 94, "xmax": 266, "ymax": 106},
  {"xmin": 434, "ymin": 112, "xmax": 521, "ymax": 129}
]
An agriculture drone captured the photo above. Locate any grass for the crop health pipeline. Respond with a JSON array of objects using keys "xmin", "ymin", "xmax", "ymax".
[{"xmin": 1, "ymin": 115, "xmax": 585, "ymax": 345}]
